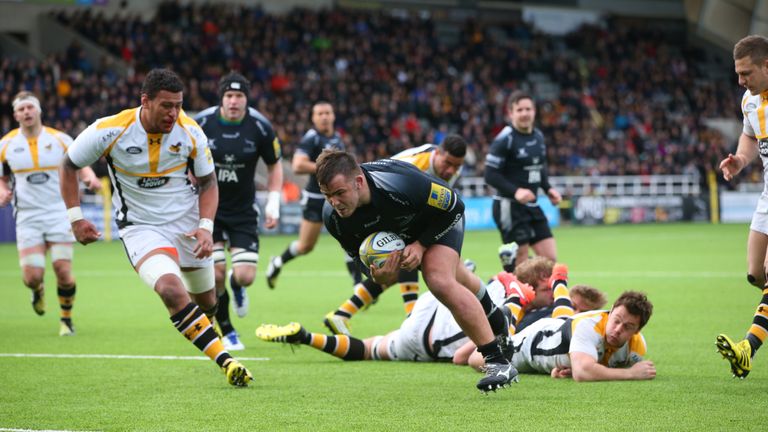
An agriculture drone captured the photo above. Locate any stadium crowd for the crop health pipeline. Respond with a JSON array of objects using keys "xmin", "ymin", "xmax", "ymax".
[{"xmin": 0, "ymin": 2, "xmax": 749, "ymax": 183}]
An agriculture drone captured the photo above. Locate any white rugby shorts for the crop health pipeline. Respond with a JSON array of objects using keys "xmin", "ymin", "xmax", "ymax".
[
  {"xmin": 119, "ymin": 211, "xmax": 213, "ymax": 270},
  {"xmin": 16, "ymin": 215, "xmax": 74, "ymax": 250},
  {"xmin": 751, "ymin": 195, "xmax": 768, "ymax": 234}
]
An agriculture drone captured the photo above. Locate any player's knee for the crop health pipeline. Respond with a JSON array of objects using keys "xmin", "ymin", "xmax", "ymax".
[
  {"xmin": 51, "ymin": 261, "xmax": 73, "ymax": 282},
  {"xmin": 422, "ymin": 272, "xmax": 452, "ymax": 296},
  {"xmin": 232, "ymin": 265, "xmax": 256, "ymax": 286},
  {"xmin": 297, "ymin": 242, "xmax": 315, "ymax": 254},
  {"xmin": 153, "ymin": 274, "xmax": 188, "ymax": 307},
  {"xmin": 23, "ymin": 273, "xmax": 43, "ymax": 289}
]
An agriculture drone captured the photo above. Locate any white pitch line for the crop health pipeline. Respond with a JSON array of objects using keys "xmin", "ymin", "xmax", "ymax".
[
  {"xmin": 0, "ymin": 429, "xmax": 100, "ymax": 432},
  {"xmin": 0, "ymin": 353, "xmax": 269, "ymax": 361}
]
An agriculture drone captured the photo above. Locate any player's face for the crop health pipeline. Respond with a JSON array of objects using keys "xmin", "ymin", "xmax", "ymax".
[
  {"xmin": 434, "ymin": 150, "xmax": 464, "ymax": 182},
  {"xmin": 221, "ymin": 90, "xmax": 247, "ymax": 122},
  {"xmin": 735, "ymin": 56, "xmax": 768, "ymax": 95},
  {"xmin": 321, "ymin": 173, "xmax": 362, "ymax": 218},
  {"xmin": 312, "ymin": 103, "xmax": 335, "ymax": 135},
  {"xmin": 530, "ymin": 277, "xmax": 553, "ymax": 308},
  {"xmin": 509, "ymin": 98, "xmax": 536, "ymax": 132},
  {"xmin": 605, "ymin": 305, "xmax": 641, "ymax": 348},
  {"xmin": 13, "ymin": 101, "xmax": 42, "ymax": 130},
  {"xmin": 141, "ymin": 90, "xmax": 183, "ymax": 134}
]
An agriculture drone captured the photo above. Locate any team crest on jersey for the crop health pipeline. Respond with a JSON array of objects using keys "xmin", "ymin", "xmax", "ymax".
[
  {"xmin": 26, "ymin": 172, "xmax": 50, "ymax": 184},
  {"xmin": 517, "ymin": 148, "xmax": 528, "ymax": 158},
  {"xmin": 168, "ymin": 142, "xmax": 182, "ymax": 154},
  {"xmin": 126, "ymin": 146, "xmax": 143, "ymax": 154},
  {"xmin": 760, "ymin": 139, "xmax": 768, "ymax": 157},
  {"xmin": 137, "ymin": 176, "xmax": 169, "ymax": 188},
  {"xmin": 44, "ymin": 143, "xmax": 52, "ymax": 151},
  {"xmin": 427, "ymin": 182, "xmax": 452, "ymax": 210}
]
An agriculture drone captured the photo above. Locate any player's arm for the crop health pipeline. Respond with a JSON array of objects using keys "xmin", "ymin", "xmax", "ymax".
[
  {"xmin": 0, "ymin": 146, "xmax": 12, "ymax": 206},
  {"xmin": 400, "ymin": 178, "xmax": 464, "ymax": 270},
  {"xmin": 721, "ymin": 133, "xmax": 758, "ymax": 181},
  {"xmin": 60, "ymin": 125, "xmax": 106, "ymax": 244},
  {"xmin": 263, "ymin": 161, "xmax": 283, "ymax": 229},
  {"xmin": 258, "ymin": 122, "xmax": 283, "ymax": 229},
  {"xmin": 539, "ymin": 163, "xmax": 561, "ymax": 205},
  {"xmin": 452, "ymin": 341, "xmax": 478, "ymax": 366},
  {"xmin": 484, "ymin": 139, "xmax": 519, "ymax": 197},
  {"xmin": 60, "ymin": 155, "xmax": 101, "ymax": 244},
  {"xmin": 189, "ymin": 171, "xmax": 218, "ymax": 258},
  {"xmin": 569, "ymin": 351, "xmax": 656, "ymax": 381},
  {"xmin": 0, "ymin": 174, "xmax": 12, "ymax": 207},
  {"xmin": 291, "ymin": 151, "xmax": 315, "ymax": 175}
]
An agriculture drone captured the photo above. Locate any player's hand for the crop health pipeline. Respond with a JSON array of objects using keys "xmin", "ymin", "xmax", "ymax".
[
  {"xmin": 185, "ymin": 228, "xmax": 213, "ymax": 259},
  {"xmin": 370, "ymin": 250, "xmax": 401, "ymax": 286},
  {"xmin": 550, "ymin": 367, "xmax": 572, "ymax": 379},
  {"xmin": 72, "ymin": 219, "xmax": 101, "ymax": 245},
  {"xmin": 547, "ymin": 188, "xmax": 562, "ymax": 205},
  {"xmin": 720, "ymin": 153, "xmax": 744, "ymax": 181},
  {"xmin": 400, "ymin": 241, "xmax": 425, "ymax": 271},
  {"xmin": 0, "ymin": 188, "xmax": 11, "ymax": 207},
  {"xmin": 264, "ymin": 216, "xmax": 278, "ymax": 230},
  {"xmin": 514, "ymin": 188, "xmax": 536, "ymax": 204},
  {"xmin": 629, "ymin": 360, "xmax": 656, "ymax": 380}
]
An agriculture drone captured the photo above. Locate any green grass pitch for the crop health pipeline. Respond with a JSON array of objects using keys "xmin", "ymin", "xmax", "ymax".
[{"xmin": 1, "ymin": 223, "xmax": 767, "ymax": 431}]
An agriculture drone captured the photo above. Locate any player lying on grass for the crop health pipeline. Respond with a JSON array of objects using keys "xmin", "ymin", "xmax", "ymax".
[
  {"xmin": 461, "ymin": 290, "xmax": 656, "ymax": 381},
  {"xmin": 254, "ymin": 262, "xmax": 599, "ymax": 369}
]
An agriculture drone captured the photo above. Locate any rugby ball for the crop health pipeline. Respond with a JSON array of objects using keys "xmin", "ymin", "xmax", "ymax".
[{"xmin": 359, "ymin": 231, "xmax": 406, "ymax": 268}]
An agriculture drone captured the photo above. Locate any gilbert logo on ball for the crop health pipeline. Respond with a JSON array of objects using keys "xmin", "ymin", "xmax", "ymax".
[{"xmin": 359, "ymin": 231, "xmax": 406, "ymax": 268}]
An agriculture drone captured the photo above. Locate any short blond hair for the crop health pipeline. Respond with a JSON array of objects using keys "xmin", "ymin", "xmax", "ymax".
[{"xmin": 569, "ymin": 285, "xmax": 607, "ymax": 311}]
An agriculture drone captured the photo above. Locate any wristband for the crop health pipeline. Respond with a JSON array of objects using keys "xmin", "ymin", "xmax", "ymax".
[
  {"xmin": 198, "ymin": 218, "xmax": 214, "ymax": 233},
  {"xmin": 67, "ymin": 206, "xmax": 84, "ymax": 224},
  {"xmin": 265, "ymin": 190, "xmax": 281, "ymax": 219}
]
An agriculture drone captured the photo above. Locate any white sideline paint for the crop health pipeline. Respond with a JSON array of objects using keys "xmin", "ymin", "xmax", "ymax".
[
  {"xmin": 0, "ymin": 353, "xmax": 269, "ymax": 361},
  {"xmin": 0, "ymin": 429, "xmax": 99, "ymax": 432}
]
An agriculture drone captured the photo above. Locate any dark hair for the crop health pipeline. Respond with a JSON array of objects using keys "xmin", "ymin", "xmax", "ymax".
[
  {"xmin": 219, "ymin": 71, "xmax": 251, "ymax": 99},
  {"xmin": 316, "ymin": 150, "xmax": 361, "ymax": 188},
  {"xmin": 734, "ymin": 35, "xmax": 768, "ymax": 63},
  {"xmin": 612, "ymin": 291, "xmax": 653, "ymax": 330},
  {"xmin": 440, "ymin": 134, "xmax": 467, "ymax": 158},
  {"xmin": 141, "ymin": 69, "xmax": 184, "ymax": 100},
  {"xmin": 507, "ymin": 90, "xmax": 534, "ymax": 110}
]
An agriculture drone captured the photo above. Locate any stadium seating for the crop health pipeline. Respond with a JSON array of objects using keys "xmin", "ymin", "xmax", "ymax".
[{"xmin": 0, "ymin": 3, "xmax": 748, "ymax": 184}]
